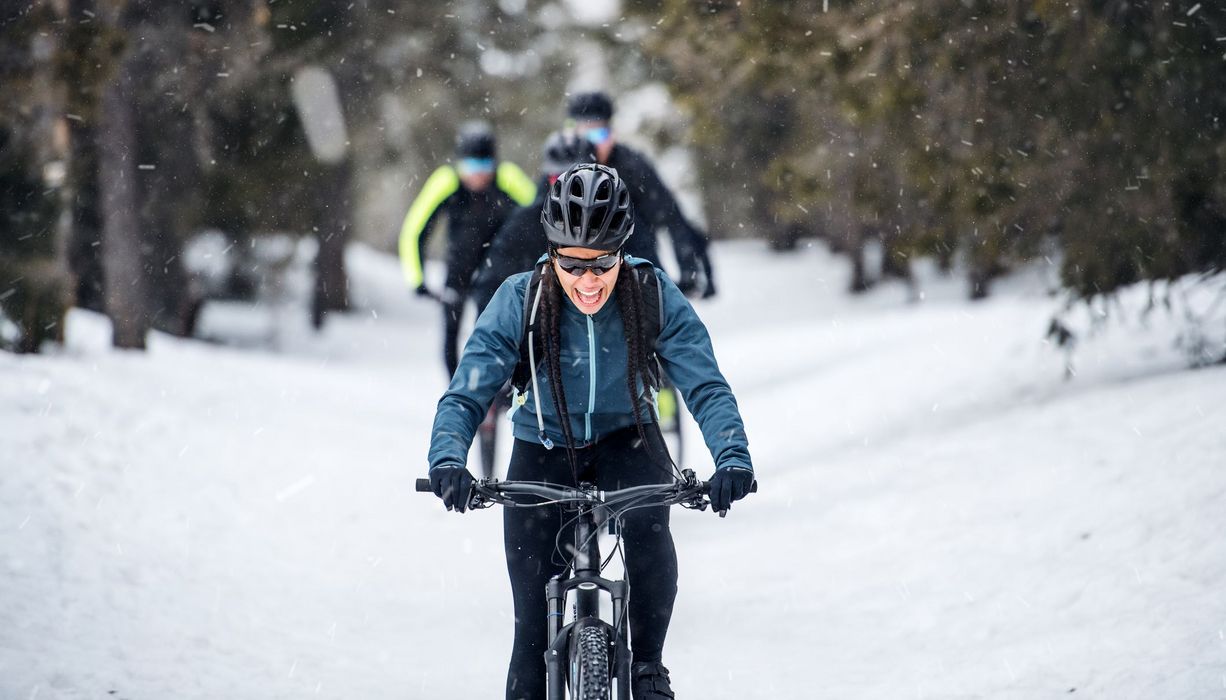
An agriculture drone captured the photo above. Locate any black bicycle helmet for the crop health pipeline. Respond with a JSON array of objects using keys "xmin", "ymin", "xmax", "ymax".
[
  {"xmin": 567, "ymin": 91, "xmax": 615, "ymax": 122},
  {"xmin": 541, "ymin": 130, "xmax": 596, "ymax": 176},
  {"xmin": 541, "ymin": 163, "xmax": 634, "ymax": 250},
  {"xmin": 455, "ymin": 121, "xmax": 496, "ymax": 160}
]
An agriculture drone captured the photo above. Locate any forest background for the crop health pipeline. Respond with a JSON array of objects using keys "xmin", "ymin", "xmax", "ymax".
[{"xmin": 1, "ymin": 0, "xmax": 1223, "ymax": 358}]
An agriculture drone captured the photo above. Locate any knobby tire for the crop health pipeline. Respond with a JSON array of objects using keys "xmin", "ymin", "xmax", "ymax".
[{"xmin": 571, "ymin": 624, "xmax": 612, "ymax": 700}]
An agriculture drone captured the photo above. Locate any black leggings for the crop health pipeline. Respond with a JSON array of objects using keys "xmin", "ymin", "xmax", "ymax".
[
  {"xmin": 504, "ymin": 426, "xmax": 678, "ymax": 700},
  {"xmin": 442, "ymin": 293, "xmax": 465, "ymax": 378}
]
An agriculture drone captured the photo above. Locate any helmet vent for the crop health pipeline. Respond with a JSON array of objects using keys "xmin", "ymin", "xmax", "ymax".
[
  {"xmin": 608, "ymin": 210, "xmax": 626, "ymax": 235},
  {"xmin": 595, "ymin": 179, "xmax": 612, "ymax": 202},
  {"xmin": 568, "ymin": 202, "xmax": 584, "ymax": 232},
  {"xmin": 589, "ymin": 206, "xmax": 608, "ymax": 232}
]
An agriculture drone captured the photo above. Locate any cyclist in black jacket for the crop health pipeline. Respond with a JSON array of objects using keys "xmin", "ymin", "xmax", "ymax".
[
  {"xmin": 567, "ymin": 91, "xmax": 717, "ymax": 298},
  {"xmin": 471, "ymin": 130, "xmax": 595, "ymax": 315}
]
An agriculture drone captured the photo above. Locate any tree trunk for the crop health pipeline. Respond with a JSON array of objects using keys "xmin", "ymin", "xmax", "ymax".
[
  {"xmin": 68, "ymin": 118, "xmax": 105, "ymax": 312},
  {"xmin": 97, "ymin": 55, "xmax": 149, "ymax": 349},
  {"xmin": 848, "ymin": 226, "xmax": 872, "ymax": 294},
  {"xmin": 880, "ymin": 236, "xmax": 913, "ymax": 282},
  {"xmin": 64, "ymin": 0, "xmax": 108, "ymax": 313},
  {"xmin": 135, "ymin": 15, "xmax": 201, "ymax": 337},
  {"xmin": 767, "ymin": 222, "xmax": 804, "ymax": 252},
  {"xmin": 311, "ymin": 158, "xmax": 353, "ymax": 329},
  {"xmin": 968, "ymin": 265, "xmax": 994, "ymax": 300},
  {"xmin": 140, "ymin": 82, "xmax": 199, "ymax": 336}
]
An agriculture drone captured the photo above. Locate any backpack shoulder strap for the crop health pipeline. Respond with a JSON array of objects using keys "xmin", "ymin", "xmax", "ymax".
[
  {"xmin": 627, "ymin": 260, "xmax": 664, "ymax": 389},
  {"xmin": 510, "ymin": 261, "xmax": 549, "ymax": 393},
  {"xmin": 630, "ymin": 261, "xmax": 663, "ymax": 350}
]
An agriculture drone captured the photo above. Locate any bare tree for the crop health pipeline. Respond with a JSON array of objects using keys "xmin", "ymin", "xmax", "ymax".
[{"xmin": 96, "ymin": 7, "xmax": 148, "ymax": 349}]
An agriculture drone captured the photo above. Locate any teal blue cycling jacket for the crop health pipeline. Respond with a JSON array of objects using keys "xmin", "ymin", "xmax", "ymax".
[{"xmin": 427, "ymin": 257, "xmax": 753, "ymax": 474}]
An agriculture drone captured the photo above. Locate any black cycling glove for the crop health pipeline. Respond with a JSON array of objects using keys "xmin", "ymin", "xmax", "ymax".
[
  {"xmin": 707, "ymin": 467, "xmax": 754, "ymax": 513},
  {"xmin": 430, "ymin": 465, "xmax": 475, "ymax": 513}
]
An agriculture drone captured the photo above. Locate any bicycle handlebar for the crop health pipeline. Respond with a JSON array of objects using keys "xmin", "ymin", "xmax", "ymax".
[{"xmin": 415, "ymin": 470, "xmax": 757, "ymax": 516}]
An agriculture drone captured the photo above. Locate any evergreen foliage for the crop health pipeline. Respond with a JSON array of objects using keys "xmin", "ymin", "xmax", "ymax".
[
  {"xmin": 4, "ymin": 0, "xmax": 1222, "ymax": 351},
  {"xmin": 633, "ymin": 0, "xmax": 1226, "ymax": 299}
]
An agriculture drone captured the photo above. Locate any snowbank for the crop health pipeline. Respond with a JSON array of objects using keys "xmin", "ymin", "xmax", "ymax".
[{"xmin": 1, "ymin": 241, "xmax": 1223, "ymax": 698}]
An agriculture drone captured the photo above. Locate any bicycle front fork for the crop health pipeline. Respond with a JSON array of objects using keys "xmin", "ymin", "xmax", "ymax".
[{"xmin": 544, "ymin": 575, "xmax": 631, "ymax": 699}]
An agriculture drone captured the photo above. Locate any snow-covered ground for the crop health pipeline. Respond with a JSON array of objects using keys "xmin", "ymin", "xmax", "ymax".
[{"xmin": 2, "ymin": 241, "xmax": 1224, "ymax": 699}]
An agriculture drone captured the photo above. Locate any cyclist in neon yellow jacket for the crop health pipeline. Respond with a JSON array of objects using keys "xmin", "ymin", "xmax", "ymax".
[{"xmin": 398, "ymin": 122, "xmax": 536, "ymax": 376}]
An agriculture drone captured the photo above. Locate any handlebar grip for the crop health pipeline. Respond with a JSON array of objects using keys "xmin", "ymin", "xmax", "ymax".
[{"xmin": 415, "ymin": 478, "xmax": 433, "ymax": 493}]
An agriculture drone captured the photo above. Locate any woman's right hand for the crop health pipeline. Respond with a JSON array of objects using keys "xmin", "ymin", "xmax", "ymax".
[
  {"xmin": 707, "ymin": 466, "xmax": 755, "ymax": 513},
  {"xmin": 429, "ymin": 465, "xmax": 475, "ymax": 513}
]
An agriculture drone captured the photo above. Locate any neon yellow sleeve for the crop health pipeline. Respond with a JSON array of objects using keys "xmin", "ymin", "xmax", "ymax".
[
  {"xmin": 496, "ymin": 161, "xmax": 538, "ymax": 206},
  {"xmin": 399, "ymin": 165, "xmax": 460, "ymax": 287}
]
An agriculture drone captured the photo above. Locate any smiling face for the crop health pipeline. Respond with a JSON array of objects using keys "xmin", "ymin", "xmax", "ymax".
[{"xmin": 552, "ymin": 246, "xmax": 622, "ymax": 315}]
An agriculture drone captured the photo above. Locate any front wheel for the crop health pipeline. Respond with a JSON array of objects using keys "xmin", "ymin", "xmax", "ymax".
[{"xmin": 570, "ymin": 624, "xmax": 612, "ymax": 699}]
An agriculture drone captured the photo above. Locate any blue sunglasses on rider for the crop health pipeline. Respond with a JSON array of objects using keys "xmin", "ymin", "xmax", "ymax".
[
  {"xmin": 552, "ymin": 248, "xmax": 622, "ymax": 277},
  {"xmin": 458, "ymin": 157, "xmax": 495, "ymax": 175},
  {"xmin": 582, "ymin": 126, "xmax": 612, "ymax": 145}
]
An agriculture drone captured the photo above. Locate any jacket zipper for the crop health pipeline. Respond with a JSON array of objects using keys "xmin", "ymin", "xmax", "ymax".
[{"xmin": 585, "ymin": 315, "xmax": 596, "ymax": 441}]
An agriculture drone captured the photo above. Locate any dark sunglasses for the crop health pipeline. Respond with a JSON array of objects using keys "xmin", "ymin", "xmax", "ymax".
[{"xmin": 552, "ymin": 249, "xmax": 623, "ymax": 277}]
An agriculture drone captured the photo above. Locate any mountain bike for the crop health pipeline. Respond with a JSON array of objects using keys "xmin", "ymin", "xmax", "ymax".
[{"xmin": 416, "ymin": 469, "xmax": 754, "ymax": 699}]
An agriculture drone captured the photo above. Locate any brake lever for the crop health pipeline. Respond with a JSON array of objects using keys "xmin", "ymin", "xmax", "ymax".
[
  {"xmin": 466, "ymin": 484, "xmax": 501, "ymax": 510},
  {"xmin": 676, "ymin": 469, "xmax": 716, "ymax": 513},
  {"xmin": 678, "ymin": 497, "xmax": 707, "ymax": 511}
]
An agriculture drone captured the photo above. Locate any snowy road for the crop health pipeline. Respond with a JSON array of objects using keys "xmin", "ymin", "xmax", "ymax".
[{"xmin": 2, "ymin": 242, "xmax": 1224, "ymax": 698}]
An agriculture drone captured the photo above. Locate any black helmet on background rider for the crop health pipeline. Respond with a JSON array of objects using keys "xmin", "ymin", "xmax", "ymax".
[
  {"xmin": 541, "ymin": 163, "xmax": 634, "ymax": 251},
  {"xmin": 541, "ymin": 131, "xmax": 596, "ymax": 177},
  {"xmin": 455, "ymin": 121, "xmax": 496, "ymax": 160},
  {"xmin": 566, "ymin": 91, "xmax": 615, "ymax": 123}
]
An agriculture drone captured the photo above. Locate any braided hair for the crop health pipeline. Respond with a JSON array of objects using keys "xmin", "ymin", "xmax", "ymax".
[
  {"xmin": 538, "ymin": 263, "xmax": 580, "ymax": 481},
  {"xmin": 615, "ymin": 264, "xmax": 661, "ymax": 458},
  {"xmin": 538, "ymin": 257, "xmax": 675, "ymax": 480}
]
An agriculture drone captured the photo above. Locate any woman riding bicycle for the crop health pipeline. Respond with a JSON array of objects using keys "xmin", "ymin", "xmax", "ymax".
[{"xmin": 426, "ymin": 163, "xmax": 755, "ymax": 700}]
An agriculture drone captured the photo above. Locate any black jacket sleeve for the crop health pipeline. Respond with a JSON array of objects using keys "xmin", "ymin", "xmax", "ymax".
[{"xmin": 615, "ymin": 146, "xmax": 716, "ymax": 297}]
